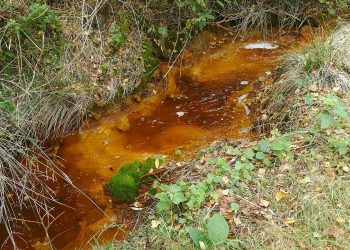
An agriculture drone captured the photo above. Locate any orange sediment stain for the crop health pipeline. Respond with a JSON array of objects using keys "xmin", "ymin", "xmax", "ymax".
[{"xmin": 1, "ymin": 32, "xmax": 298, "ymax": 249}]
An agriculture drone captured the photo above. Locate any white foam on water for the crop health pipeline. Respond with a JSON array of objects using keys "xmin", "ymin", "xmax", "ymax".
[
  {"xmin": 244, "ymin": 42, "xmax": 278, "ymax": 50},
  {"xmin": 176, "ymin": 112, "xmax": 185, "ymax": 117}
]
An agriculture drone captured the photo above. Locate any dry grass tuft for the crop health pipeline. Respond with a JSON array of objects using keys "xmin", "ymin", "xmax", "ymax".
[{"xmin": 262, "ymin": 24, "xmax": 350, "ymax": 130}]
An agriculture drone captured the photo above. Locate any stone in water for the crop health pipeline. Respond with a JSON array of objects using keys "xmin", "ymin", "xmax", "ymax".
[{"xmin": 176, "ymin": 112, "xmax": 185, "ymax": 117}]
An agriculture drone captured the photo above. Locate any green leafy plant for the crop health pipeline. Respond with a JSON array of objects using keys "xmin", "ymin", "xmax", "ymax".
[
  {"xmin": 110, "ymin": 11, "xmax": 129, "ymax": 51},
  {"xmin": 188, "ymin": 213, "xmax": 229, "ymax": 248},
  {"xmin": 1, "ymin": 3, "xmax": 62, "ymax": 77}
]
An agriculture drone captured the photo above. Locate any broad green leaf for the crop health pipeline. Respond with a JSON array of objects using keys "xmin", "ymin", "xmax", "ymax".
[
  {"xmin": 258, "ymin": 139, "xmax": 270, "ymax": 153},
  {"xmin": 206, "ymin": 213, "xmax": 229, "ymax": 245},
  {"xmin": 333, "ymin": 102, "xmax": 349, "ymax": 119},
  {"xmin": 226, "ymin": 146, "xmax": 240, "ymax": 156},
  {"xmin": 168, "ymin": 185, "xmax": 182, "ymax": 193},
  {"xmin": 271, "ymin": 138, "xmax": 291, "ymax": 152},
  {"xmin": 319, "ymin": 112, "xmax": 334, "ymax": 129},
  {"xmin": 171, "ymin": 192, "xmax": 187, "ymax": 205},
  {"xmin": 244, "ymin": 162, "xmax": 254, "ymax": 171},
  {"xmin": 263, "ymin": 158, "xmax": 272, "ymax": 167},
  {"xmin": 156, "ymin": 201, "xmax": 170, "ymax": 212},
  {"xmin": 242, "ymin": 168, "xmax": 252, "ymax": 180},
  {"xmin": 305, "ymin": 95, "xmax": 314, "ymax": 105},
  {"xmin": 338, "ymin": 146, "xmax": 348, "ymax": 155},
  {"xmin": 244, "ymin": 149, "xmax": 255, "ymax": 159},
  {"xmin": 255, "ymin": 152, "xmax": 265, "ymax": 160},
  {"xmin": 217, "ymin": 158, "xmax": 229, "ymax": 168},
  {"xmin": 230, "ymin": 203, "xmax": 240, "ymax": 212},
  {"xmin": 154, "ymin": 192, "xmax": 170, "ymax": 202},
  {"xmin": 235, "ymin": 161, "xmax": 243, "ymax": 171},
  {"xmin": 207, "ymin": 157, "xmax": 218, "ymax": 164},
  {"xmin": 187, "ymin": 227, "xmax": 207, "ymax": 247}
]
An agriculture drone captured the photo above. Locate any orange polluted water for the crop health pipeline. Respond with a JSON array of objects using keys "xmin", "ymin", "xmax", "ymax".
[{"xmin": 1, "ymin": 33, "xmax": 295, "ymax": 249}]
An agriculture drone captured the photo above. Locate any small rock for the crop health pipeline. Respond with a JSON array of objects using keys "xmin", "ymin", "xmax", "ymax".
[
  {"xmin": 176, "ymin": 111, "xmax": 185, "ymax": 117},
  {"xmin": 222, "ymin": 189, "xmax": 230, "ymax": 196},
  {"xmin": 240, "ymin": 81, "xmax": 249, "ymax": 86},
  {"xmin": 342, "ymin": 166, "xmax": 349, "ymax": 173}
]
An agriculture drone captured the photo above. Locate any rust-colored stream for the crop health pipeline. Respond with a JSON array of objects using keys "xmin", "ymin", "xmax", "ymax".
[{"xmin": 0, "ymin": 32, "xmax": 298, "ymax": 249}]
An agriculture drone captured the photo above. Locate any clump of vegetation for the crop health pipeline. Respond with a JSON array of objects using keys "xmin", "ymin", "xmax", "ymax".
[
  {"xmin": 263, "ymin": 24, "xmax": 350, "ymax": 129},
  {"xmin": 109, "ymin": 157, "xmax": 165, "ymax": 203}
]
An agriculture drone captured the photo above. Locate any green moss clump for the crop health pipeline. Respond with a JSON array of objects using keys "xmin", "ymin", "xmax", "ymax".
[
  {"xmin": 109, "ymin": 174, "xmax": 138, "ymax": 203},
  {"xmin": 119, "ymin": 161, "xmax": 142, "ymax": 180},
  {"xmin": 109, "ymin": 157, "xmax": 164, "ymax": 203},
  {"xmin": 141, "ymin": 157, "xmax": 165, "ymax": 176}
]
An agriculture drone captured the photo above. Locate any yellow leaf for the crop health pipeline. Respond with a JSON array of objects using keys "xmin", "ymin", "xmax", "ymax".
[
  {"xmin": 336, "ymin": 217, "xmax": 345, "ymax": 224},
  {"xmin": 155, "ymin": 159, "xmax": 160, "ymax": 169},
  {"xmin": 275, "ymin": 191, "xmax": 288, "ymax": 201},
  {"xmin": 313, "ymin": 232, "xmax": 322, "ymax": 238},
  {"xmin": 151, "ymin": 220, "xmax": 160, "ymax": 229},
  {"xmin": 284, "ymin": 218, "xmax": 295, "ymax": 225}
]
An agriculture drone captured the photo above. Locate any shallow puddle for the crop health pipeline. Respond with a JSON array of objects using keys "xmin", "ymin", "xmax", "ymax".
[{"xmin": 0, "ymin": 32, "xmax": 297, "ymax": 249}]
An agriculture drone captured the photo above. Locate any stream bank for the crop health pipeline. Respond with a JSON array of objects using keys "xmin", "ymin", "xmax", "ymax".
[{"xmin": 1, "ymin": 31, "xmax": 301, "ymax": 249}]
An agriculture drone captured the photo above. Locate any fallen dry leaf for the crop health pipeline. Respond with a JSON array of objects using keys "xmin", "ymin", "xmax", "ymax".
[
  {"xmin": 275, "ymin": 191, "xmax": 289, "ymax": 201},
  {"xmin": 222, "ymin": 176, "xmax": 230, "ymax": 184},
  {"xmin": 151, "ymin": 220, "xmax": 161, "ymax": 229},
  {"xmin": 313, "ymin": 232, "xmax": 322, "ymax": 238},
  {"xmin": 300, "ymin": 176, "xmax": 311, "ymax": 184},
  {"xmin": 259, "ymin": 199, "xmax": 270, "ymax": 208},
  {"xmin": 234, "ymin": 217, "xmax": 242, "ymax": 226},
  {"xmin": 323, "ymin": 227, "xmax": 345, "ymax": 240},
  {"xmin": 336, "ymin": 217, "xmax": 346, "ymax": 224}
]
